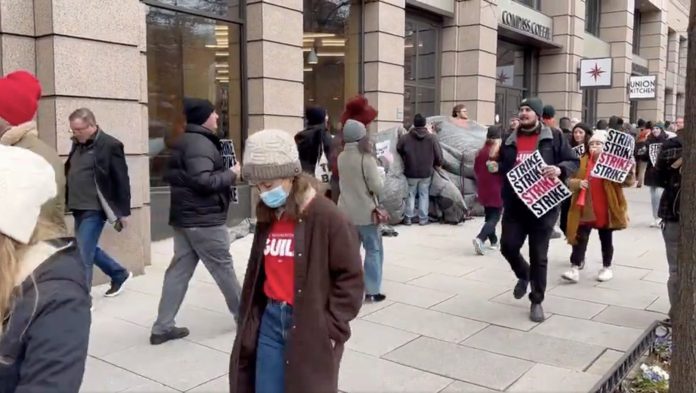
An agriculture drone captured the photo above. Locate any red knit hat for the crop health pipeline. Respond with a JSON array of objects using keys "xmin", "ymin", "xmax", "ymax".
[
  {"xmin": 340, "ymin": 95, "xmax": 378, "ymax": 126},
  {"xmin": 0, "ymin": 71, "xmax": 42, "ymax": 126}
]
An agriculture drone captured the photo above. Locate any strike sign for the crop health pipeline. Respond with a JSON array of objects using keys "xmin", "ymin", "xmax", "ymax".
[
  {"xmin": 649, "ymin": 144, "xmax": 661, "ymax": 167},
  {"xmin": 590, "ymin": 129, "xmax": 635, "ymax": 183},
  {"xmin": 506, "ymin": 150, "xmax": 572, "ymax": 218},
  {"xmin": 220, "ymin": 139, "xmax": 239, "ymax": 204},
  {"xmin": 573, "ymin": 144, "xmax": 585, "ymax": 157}
]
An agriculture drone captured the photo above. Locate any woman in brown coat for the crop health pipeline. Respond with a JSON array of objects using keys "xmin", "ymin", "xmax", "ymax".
[
  {"xmin": 562, "ymin": 130, "xmax": 634, "ymax": 283},
  {"xmin": 229, "ymin": 129, "xmax": 364, "ymax": 393}
]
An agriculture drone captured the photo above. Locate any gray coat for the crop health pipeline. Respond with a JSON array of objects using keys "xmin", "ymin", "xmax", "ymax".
[{"xmin": 337, "ymin": 143, "xmax": 384, "ymax": 226}]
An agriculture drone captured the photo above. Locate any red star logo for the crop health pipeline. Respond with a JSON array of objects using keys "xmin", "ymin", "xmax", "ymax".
[
  {"xmin": 587, "ymin": 63, "xmax": 605, "ymax": 81},
  {"xmin": 497, "ymin": 70, "xmax": 510, "ymax": 85}
]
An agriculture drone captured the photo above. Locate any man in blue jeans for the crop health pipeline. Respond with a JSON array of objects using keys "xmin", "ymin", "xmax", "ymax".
[
  {"xmin": 66, "ymin": 108, "xmax": 132, "ymax": 296},
  {"xmin": 397, "ymin": 113, "xmax": 443, "ymax": 225}
]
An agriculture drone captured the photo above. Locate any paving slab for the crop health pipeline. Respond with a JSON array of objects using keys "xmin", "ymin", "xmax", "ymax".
[
  {"xmin": 187, "ymin": 375, "xmax": 229, "ymax": 393},
  {"xmin": 491, "ymin": 291, "xmax": 607, "ymax": 320},
  {"xmin": 101, "ymin": 339, "xmax": 229, "ymax": 391},
  {"xmin": 647, "ymin": 296, "xmax": 671, "ymax": 314},
  {"xmin": 506, "ymin": 364, "xmax": 600, "ymax": 392},
  {"xmin": 389, "ymin": 256, "xmax": 484, "ymax": 277},
  {"xmin": 440, "ymin": 381, "xmax": 498, "ymax": 392},
  {"xmin": 383, "ymin": 263, "xmax": 430, "ymax": 283},
  {"xmin": 381, "ymin": 280, "xmax": 456, "ymax": 308},
  {"xmin": 122, "ymin": 380, "xmax": 180, "ymax": 393},
  {"xmin": 339, "ymin": 350, "xmax": 452, "ymax": 393},
  {"xmin": 432, "ymin": 295, "xmax": 539, "ymax": 331},
  {"xmin": 462, "ymin": 265, "xmax": 520, "ymax": 287},
  {"xmin": 407, "ymin": 273, "xmax": 510, "ymax": 300},
  {"xmin": 80, "ymin": 357, "xmax": 157, "ymax": 393},
  {"xmin": 384, "ymin": 337, "xmax": 533, "ymax": 391},
  {"xmin": 89, "ymin": 316, "xmax": 150, "ymax": 358},
  {"xmin": 532, "ymin": 315, "xmax": 644, "ymax": 351},
  {"xmin": 592, "ymin": 305, "xmax": 666, "ymax": 329},
  {"xmin": 549, "ymin": 282, "xmax": 659, "ymax": 310},
  {"xmin": 642, "ymin": 270, "xmax": 669, "ymax": 284},
  {"xmin": 345, "ymin": 319, "xmax": 419, "ymax": 356},
  {"xmin": 586, "ymin": 349, "xmax": 624, "ymax": 375},
  {"xmin": 357, "ymin": 299, "xmax": 395, "ymax": 318},
  {"xmin": 462, "ymin": 325, "xmax": 606, "ymax": 371},
  {"xmin": 363, "ymin": 303, "xmax": 488, "ymax": 343}
]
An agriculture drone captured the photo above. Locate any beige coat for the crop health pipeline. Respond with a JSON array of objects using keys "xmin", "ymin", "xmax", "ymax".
[
  {"xmin": 1, "ymin": 121, "xmax": 67, "ymax": 231},
  {"xmin": 337, "ymin": 143, "xmax": 384, "ymax": 226}
]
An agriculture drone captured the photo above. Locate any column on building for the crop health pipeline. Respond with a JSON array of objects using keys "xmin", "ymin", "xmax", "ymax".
[
  {"xmin": 636, "ymin": 7, "xmax": 668, "ymax": 121},
  {"xmin": 246, "ymin": 0, "xmax": 304, "ymax": 133},
  {"xmin": 663, "ymin": 30, "xmax": 679, "ymax": 121},
  {"xmin": 6, "ymin": 0, "xmax": 150, "ymax": 281},
  {"xmin": 363, "ymin": 0, "xmax": 405, "ymax": 130},
  {"xmin": 439, "ymin": 0, "xmax": 497, "ymax": 125},
  {"xmin": 676, "ymin": 36, "xmax": 687, "ymax": 117},
  {"xmin": 596, "ymin": 0, "xmax": 633, "ymax": 121},
  {"xmin": 537, "ymin": 0, "xmax": 583, "ymax": 120}
]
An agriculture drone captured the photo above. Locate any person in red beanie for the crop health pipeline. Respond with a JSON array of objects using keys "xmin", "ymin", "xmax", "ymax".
[
  {"xmin": 328, "ymin": 95, "xmax": 378, "ymax": 203},
  {"xmin": 0, "ymin": 70, "xmax": 67, "ymax": 232}
]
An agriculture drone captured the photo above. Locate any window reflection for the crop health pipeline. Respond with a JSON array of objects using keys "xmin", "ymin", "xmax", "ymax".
[
  {"xmin": 149, "ymin": 0, "xmax": 240, "ymax": 18},
  {"xmin": 303, "ymin": 0, "xmax": 361, "ymax": 130},
  {"xmin": 403, "ymin": 17, "xmax": 439, "ymax": 127},
  {"xmin": 146, "ymin": 7, "xmax": 243, "ymax": 186}
]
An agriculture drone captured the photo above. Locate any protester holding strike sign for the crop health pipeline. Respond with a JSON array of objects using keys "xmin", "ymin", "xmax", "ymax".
[
  {"xmin": 637, "ymin": 124, "xmax": 668, "ymax": 227},
  {"xmin": 561, "ymin": 123, "xmax": 593, "ymax": 235},
  {"xmin": 498, "ymin": 97, "xmax": 579, "ymax": 323},
  {"xmin": 561, "ymin": 130, "xmax": 634, "ymax": 283}
]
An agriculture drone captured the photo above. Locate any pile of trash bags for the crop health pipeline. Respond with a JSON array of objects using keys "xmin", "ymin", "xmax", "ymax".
[{"xmin": 376, "ymin": 116, "xmax": 487, "ymax": 224}]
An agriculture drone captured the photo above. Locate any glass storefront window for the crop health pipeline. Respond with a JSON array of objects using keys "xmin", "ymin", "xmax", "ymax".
[
  {"xmin": 495, "ymin": 40, "xmax": 537, "ymax": 125},
  {"xmin": 404, "ymin": 16, "xmax": 439, "ymax": 127},
  {"xmin": 146, "ymin": 6, "xmax": 243, "ymax": 187},
  {"xmin": 303, "ymin": 0, "xmax": 361, "ymax": 130},
  {"xmin": 146, "ymin": 0, "xmax": 241, "ymax": 19}
]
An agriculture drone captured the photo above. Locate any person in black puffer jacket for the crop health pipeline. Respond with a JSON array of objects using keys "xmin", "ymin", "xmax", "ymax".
[
  {"xmin": 656, "ymin": 128, "xmax": 683, "ymax": 319},
  {"xmin": 295, "ymin": 106, "xmax": 332, "ymax": 175},
  {"xmin": 152, "ymin": 98, "xmax": 243, "ymax": 345},
  {"xmin": 0, "ymin": 145, "xmax": 90, "ymax": 393},
  {"xmin": 638, "ymin": 123, "xmax": 668, "ymax": 227}
]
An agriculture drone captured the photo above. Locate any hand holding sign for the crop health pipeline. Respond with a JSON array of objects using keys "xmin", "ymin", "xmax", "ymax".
[
  {"xmin": 541, "ymin": 165, "xmax": 561, "ymax": 179},
  {"xmin": 507, "ymin": 151, "xmax": 572, "ymax": 218}
]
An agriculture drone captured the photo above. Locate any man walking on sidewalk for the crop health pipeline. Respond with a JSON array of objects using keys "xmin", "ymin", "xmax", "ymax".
[
  {"xmin": 498, "ymin": 98, "xmax": 579, "ymax": 322},
  {"xmin": 66, "ymin": 108, "xmax": 133, "ymax": 295},
  {"xmin": 656, "ymin": 120, "xmax": 684, "ymax": 320},
  {"xmin": 151, "ymin": 97, "xmax": 243, "ymax": 345},
  {"xmin": 397, "ymin": 113, "xmax": 443, "ymax": 225}
]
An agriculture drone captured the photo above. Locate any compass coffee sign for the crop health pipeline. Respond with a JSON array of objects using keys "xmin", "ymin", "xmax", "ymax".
[
  {"xmin": 628, "ymin": 75, "xmax": 657, "ymax": 100},
  {"xmin": 580, "ymin": 58, "xmax": 613, "ymax": 88}
]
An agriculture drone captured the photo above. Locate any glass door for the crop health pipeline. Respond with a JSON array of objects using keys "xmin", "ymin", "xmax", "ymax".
[{"xmin": 404, "ymin": 15, "xmax": 440, "ymax": 127}]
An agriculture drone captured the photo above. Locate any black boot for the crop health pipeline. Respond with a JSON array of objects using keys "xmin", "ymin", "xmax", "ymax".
[
  {"xmin": 513, "ymin": 279, "xmax": 528, "ymax": 299},
  {"xmin": 150, "ymin": 327, "xmax": 190, "ymax": 345},
  {"xmin": 530, "ymin": 304, "xmax": 545, "ymax": 323}
]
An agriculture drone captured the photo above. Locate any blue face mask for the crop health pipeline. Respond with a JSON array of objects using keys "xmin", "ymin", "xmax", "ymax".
[{"xmin": 260, "ymin": 185, "xmax": 289, "ymax": 208}]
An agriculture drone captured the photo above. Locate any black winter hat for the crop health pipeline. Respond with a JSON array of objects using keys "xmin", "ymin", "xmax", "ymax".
[
  {"xmin": 305, "ymin": 106, "xmax": 327, "ymax": 126},
  {"xmin": 413, "ymin": 113, "xmax": 426, "ymax": 127},
  {"xmin": 486, "ymin": 125, "xmax": 502, "ymax": 139},
  {"xmin": 519, "ymin": 97, "xmax": 544, "ymax": 118},
  {"xmin": 608, "ymin": 115, "xmax": 624, "ymax": 130},
  {"xmin": 573, "ymin": 122, "xmax": 593, "ymax": 136},
  {"xmin": 542, "ymin": 105, "xmax": 556, "ymax": 119},
  {"xmin": 184, "ymin": 97, "xmax": 215, "ymax": 126}
]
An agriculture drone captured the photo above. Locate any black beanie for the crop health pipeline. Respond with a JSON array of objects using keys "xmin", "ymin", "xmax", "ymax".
[
  {"xmin": 305, "ymin": 106, "xmax": 327, "ymax": 126},
  {"xmin": 413, "ymin": 113, "xmax": 426, "ymax": 127},
  {"xmin": 519, "ymin": 97, "xmax": 543, "ymax": 118},
  {"xmin": 184, "ymin": 97, "xmax": 215, "ymax": 126},
  {"xmin": 486, "ymin": 125, "xmax": 502, "ymax": 139},
  {"xmin": 542, "ymin": 105, "xmax": 556, "ymax": 119}
]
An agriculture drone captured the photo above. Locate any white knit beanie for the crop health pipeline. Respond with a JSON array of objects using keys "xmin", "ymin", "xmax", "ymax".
[
  {"xmin": 0, "ymin": 145, "xmax": 56, "ymax": 244},
  {"xmin": 589, "ymin": 130, "xmax": 608, "ymax": 144},
  {"xmin": 242, "ymin": 129, "xmax": 302, "ymax": 183}
]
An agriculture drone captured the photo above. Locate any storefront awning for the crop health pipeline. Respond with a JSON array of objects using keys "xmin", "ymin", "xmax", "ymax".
[{"xmin": 498, "ymin": 24, "xmax": 562, "ymax": 49}]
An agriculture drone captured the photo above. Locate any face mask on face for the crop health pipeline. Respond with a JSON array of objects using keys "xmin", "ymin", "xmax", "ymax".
[{"xmin": 260, "ymin": 185, "xmax": 289, "ymax": 208}]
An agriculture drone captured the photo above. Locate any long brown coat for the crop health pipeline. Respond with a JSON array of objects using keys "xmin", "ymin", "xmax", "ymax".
[
  {"xmin": 229, "ymin": 193, "xmax": 364, "ymax": 393},
  {"xmin": 566, "ymin": 154, "xmax": 634, "ymax": 245}
]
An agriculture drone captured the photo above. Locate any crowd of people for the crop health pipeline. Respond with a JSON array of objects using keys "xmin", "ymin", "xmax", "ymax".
[{"xmin": 0, "ymin": 66, "xmax": 686, "ymax": 393}]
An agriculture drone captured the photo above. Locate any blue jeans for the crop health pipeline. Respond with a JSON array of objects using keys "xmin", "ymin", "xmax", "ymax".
[
  {"xmin": 406, "ymin": 177, "xmax": 431, "ymax": 221},
  {"xmin": 357, "ymin": 224, "xmax": 384, "ymax": 295},
  {"xmin": 650, "ymin": 187, "xmax": 664, "ymax": 219},
  {"xmin": 256, "ymin": 301, "xmax": 294, "ymax": 393},
  {"xmin": 73, "ymin": 210, "xmax": 129, "ymax": 286}
]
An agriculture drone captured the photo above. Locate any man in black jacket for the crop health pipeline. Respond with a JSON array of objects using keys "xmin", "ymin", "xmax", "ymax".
[
  {"xmin": 150, "ymin": 97, "xmax": 242, "ymax": 345},
  {"xmin": 66, "ymin": 108, "xmax": 132, "ymax": 296},
  {"xmin": 397, "ymin": 113, "xmax": 443, "ymax": 225},
  {"xmin": 498, "ymin": 97, "xmax": 579, "ymax": 322},
  {"xmin": 656, "ymin": 124, "xmax": 683, "ymax": 319}
]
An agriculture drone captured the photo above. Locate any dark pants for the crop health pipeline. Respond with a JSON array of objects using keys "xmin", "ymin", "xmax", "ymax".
[
  {"xmin": 73, "ymin": 210, "xmax": 129, "ymax": 286},
  {"xmin": 570, "ymin": 226, "xmax": 614, "ymax": 267},
  {"xmin": 477, "ymin": 207, "xmax": 502, "ymax": 244},
  {"xmin": 256, "ymin": 301, "xmax": 294, "ymax": 393},
  {"xmin": 500, "ymin": 211, "xmax": 556, "ymax": 304},
  {"xmin": 559, "ymin": 198, "xmax": 571, "ymax": 236}
]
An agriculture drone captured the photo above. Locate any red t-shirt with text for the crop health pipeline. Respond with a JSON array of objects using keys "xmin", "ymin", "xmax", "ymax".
[
  {"xmin": 516, "ymin": 133, "xmax": 540, "ymax": 164},
  {"xmin": 263, "ymin": 218, "xmax": 296, "ymax": 304}
]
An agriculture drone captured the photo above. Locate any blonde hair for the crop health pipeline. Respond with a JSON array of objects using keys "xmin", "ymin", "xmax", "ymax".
[{"xmin": 0, "ymin": 218, "xmax": 64, "ymax": 324}]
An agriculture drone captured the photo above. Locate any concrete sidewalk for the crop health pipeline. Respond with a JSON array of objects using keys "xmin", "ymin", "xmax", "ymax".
[{"xmin": 82, "ymin": 188, "xmax": 669, "ymax": 392}]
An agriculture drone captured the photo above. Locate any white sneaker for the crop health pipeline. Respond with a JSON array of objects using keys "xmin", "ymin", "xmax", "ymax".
[
  {"xmin": 650, "ymin": 219, "xmax": 662, "ymax": 228},
  {"xmin": 598, "ymin": 268, "xmax": 614, "ymax": 282},
  {"xmin": 561, "ymin": 267, "xmax": 580, "ymax": 283},
  {"xmin": 488, "ymin": 241, "xmax": 500, "ymax": 251},
  {"xmin": 473, "ymin": 238, "xmax": 485, "ymax": 256}
]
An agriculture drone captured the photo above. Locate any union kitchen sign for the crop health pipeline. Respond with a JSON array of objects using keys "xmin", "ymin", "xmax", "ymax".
[{"xmin": 628, "ymin": 75, "xmax": 657, "ymax": 100}]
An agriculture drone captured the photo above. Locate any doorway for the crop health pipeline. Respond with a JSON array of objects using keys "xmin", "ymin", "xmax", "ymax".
[{"xmin": 495, "ymin": 87, "xmax": 524, "ymax": 125}]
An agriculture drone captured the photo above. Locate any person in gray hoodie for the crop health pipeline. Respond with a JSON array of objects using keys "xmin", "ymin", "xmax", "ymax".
[
  {"xmin": 338, "ymin": 119, "xmax": 386, "ymax": 302},
  {"xmin": 397, "ymin": 114, "xmax": 443, "ymax": 225}
]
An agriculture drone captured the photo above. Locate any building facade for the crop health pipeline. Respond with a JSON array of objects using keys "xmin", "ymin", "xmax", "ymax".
[{"xmin": 0, "ymin": 0, "xmax": 689, "ymax": 275}]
